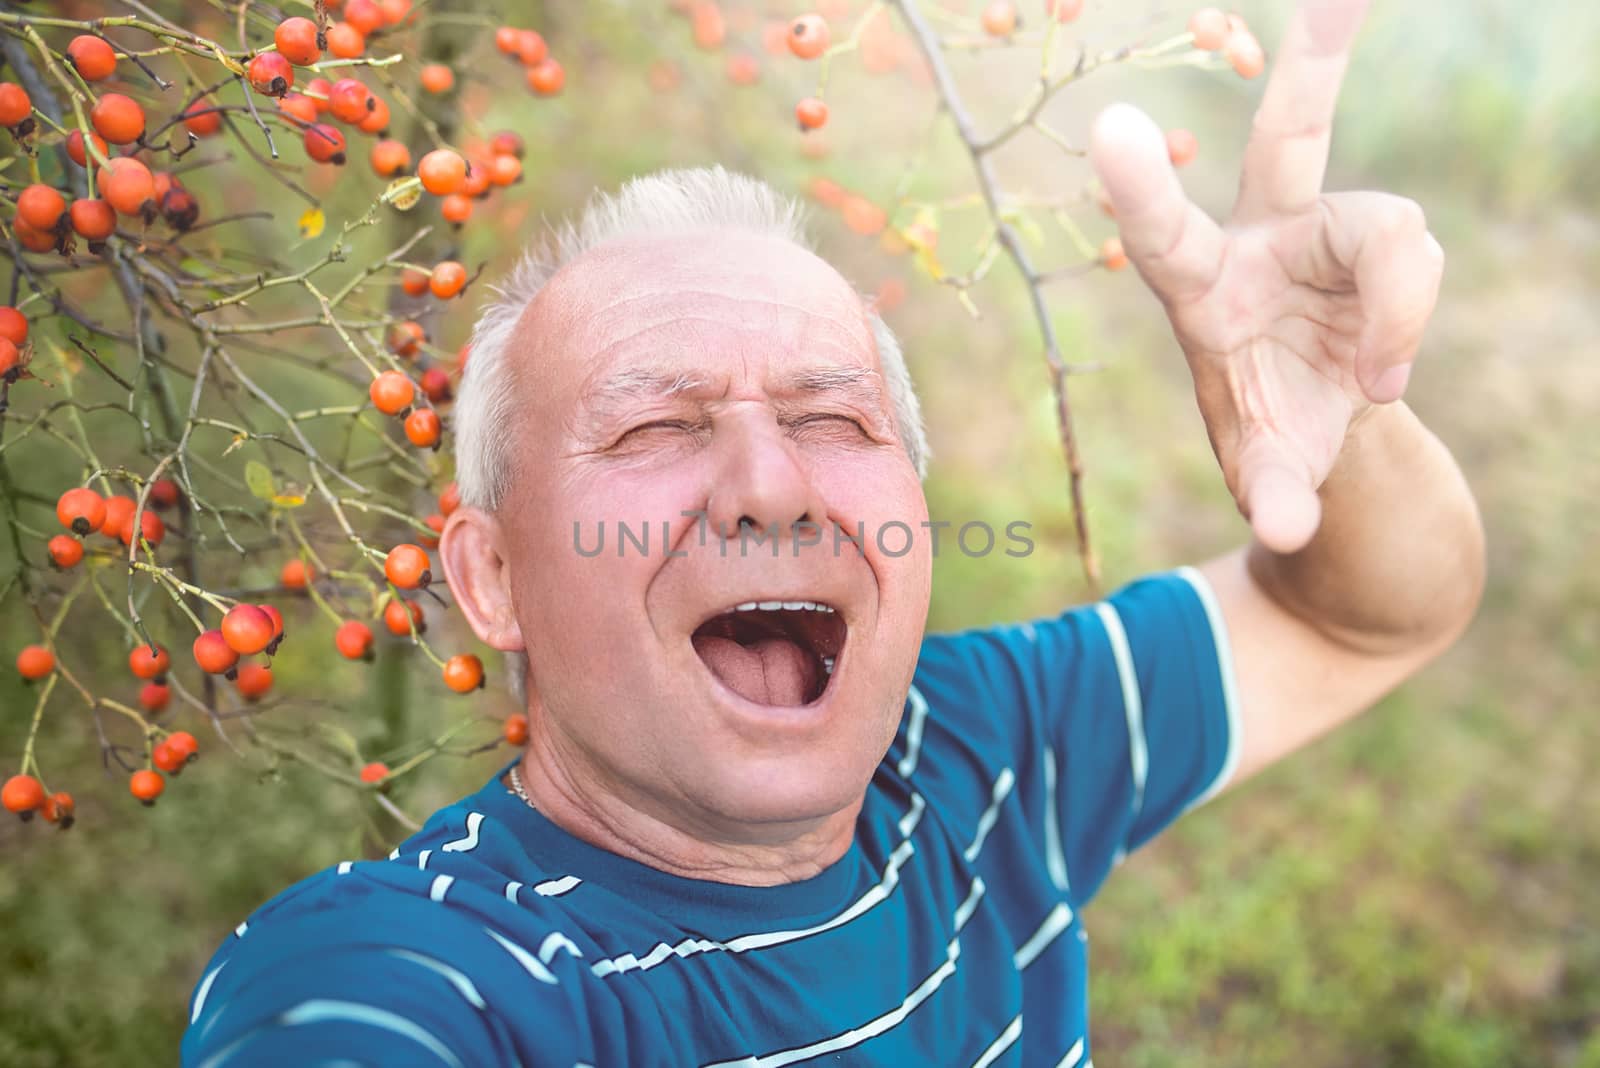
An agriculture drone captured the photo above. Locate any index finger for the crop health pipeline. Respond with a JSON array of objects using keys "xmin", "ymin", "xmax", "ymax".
[{"xmin": 1233, "ymin": 0, "xmax": 1371, "ymax": 222}]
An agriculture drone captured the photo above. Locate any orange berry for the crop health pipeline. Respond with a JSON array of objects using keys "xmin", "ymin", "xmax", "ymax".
[
  {"xmin": 1225, "ymin": 29, "xmax": 1265, "ymax": 78},
  {"xmin": 259, "ymin": 603, "xmax": 285, "ymax": 647},
  {"xmin": 48, "ymin": 534, "xmax": 84, "ymax": 569},
  {"xmin": 516, "ymin": 30, "xmax": 549, "ymax": 66},
  {"xmin": 388, "ymin": 320, "xmax": 426, "ymax": 357},
  {"xmin": 442, "ymin": 653, "xmax": 484, "ymax": 693},
  {"xmin": 16, "ymin": 644, "xmax": 54, "ymax": 681},
  {"xmin": 788, "ymin": 14, "xmax": 831, "ymax": 59},
  {"xmin": 495, "ymin": 26, "xmax": 521, "ymax": 54},
  {"xmin": 384, "ymin": 543, "xmax": 430, "ymax": 589},
  {"xmin": 526, "ymin": 59, "xmax": 564, "ymax": 96},
  {"xmin": 691, "ymin": 2, "xmax": 727, "ymax": 49},
  {"xmin": 41, "ymin": 791, "xmax": 74, "ymax": 826},
  {"xmin": 75, "ymin": 189, "xmax": 127, "ymax": 233},
  {"xmin": 400, "ymin": 266, "xmax": 429, "ymax": 296},
  {"xmin": 90, "ymin": 93, "xmax": 146, "ymax": 144},
  {"xmin": 842, "ymin": 195, "xmax": 886, "ymax": 236},
  {"xmin": 152, "ymin": 739, "xmax": 185, "ymax": 774},
  {"xmin": 0, "ymin": 306, "xmax": 24, "ymax": 346},
  {"xmin": 345, "ymin": 0, "xmax": 384, "ymax": 35},
  {"xmin": 181, "ymin": 99, "xmax": 223, "ymax": 137},
  {"xmin": 278, "ymin": 92, "xmax": 318, "ymax": 125},
  {"xmin": 726, "ymin": 53, "xmax": 760, "ymax": 86},
  {"xmin": 404, "ymin": 407, "xmax": 442, "ymax": 448},
  {"xmin": 980, "ymin": 1, "xmax": 1018, "ymax": 36},
  {"xmin": 429, "ymin": 261, "xmax": 467, "ymax": 299},
  {"xmin": 67, "ymin": 35, "xmax": 118, "ymax": 81},
  {"xmin": 0, "ymin": 82, "xmax": 30, "ymax": 127},
  {"xmin": 417, "ymin": 148, "xmax": 467, "ymax": 195},
  {"xmin": 280, "ymin": 558, "xmax": 311, "ymax": 589},
  {"xmin": 305, "ymin": 77, "xmax": 334, "ymax": 111},
  {"xmin": 0, "ymin": 337, "xmax": 20, "ymax": 378},
  {"xmin": 440, "ymin": 193, "xmax": 473, "ymax": 224},
  {"xmin": 370, "ymin": 370, "xmax": 415, "ymax": 414},
  {"xmin": 166, "ymin": 730, "xmax": 198, "ymax": 760},
  {"xmin": 336, "ymin": 620, "xmax": 375, "ymax": 660},
  {"xmin": 356, "ymin": 95, "xmax": 390, "ymax": 136},
  {"xmin": 490, "ymin": 130, "xmax": 525, "ymax": 158},
  {"xmin": 503, "ymin": 713, "xmax": 529, "ymax": 746},
  {"xmin": 488, "ymin": 153, "xmax": 521, "ymax": 186},
  {"xmin": 148, "ymin": 478, "xmax": 181, "ymax": 510},
  {"xmin": 3, "ymin": 774, "xmax": 46, "ymax": 815},
  {"xmin": 274, "ymin": 17, "xmax": 322, "ymax": 66},
  {"xmin": 795, "ymin": 97, "xmax": 828, "ymax": 130},
  {"xmin": 99, "ymin": 157, "xmax": 156, "ymax": 216},
  {"xmin": 139, "ymin": 681, "xmax": 170, "ymax": 712},
  {"xmin": 235, "ymin": 662, "xmax": 274, "ymax": 700},
  {"xmin": 419, "ymin": 512, "xmax": 445, "ymax": 548},
  {"xmin": 326, "ymin": 22, "xmax": 366, "ymax": 59},
  {"xmin": 101, "ymin": 495, "xmax": 135, "ymax": 539},
  {"xmin": 192, "ymin": 629, "xmax": 239, "ymax": 675},
  {"xmin": 1166, "ymin": 128, "xmax": 1198, "ymax": 167},
  {"xmin": 129, "ymin": 769, "xmax": 165, "ymax": 804},
  {"xmin": 248, "ymin": 52, "xmax": 295, "ymax": 97},
  {"xmin": 221, "ymin": 604, "xmax": 275, "ymax": 655},
  {"xmin": 420, "ymin": 367, "xmax": 451, "ymax": 404},
  {"xmin": 1101, "ymin": 236, "xmax": 1129, "ymax": 271},
  {"xmin": 420, "ymin": 63, "xmax": 454, "ymax": 94},
  {"xmin": 370, "ymin": 138, "xmax": 411, "ymax": 178},
  {"xmin": 1048, "ymin": 0, "xmax": 1083, "ymax": 22},
  {"xmin": 359, "ymin": 761, "xmax": 389, "ymax": 784},
  {"xmin": 117, "ymin": 508, "xmax": 164, "ymax": 548},
  {"xmin": 327, "ymin": 78, "xmax": 374, "ymax": 124},
  {"xmin": 383, "ymin": 596, "xmax": 424, "ymax": 635},
  {"xmin": 128, "ymin": 643, "xmax": 170, "ymax": 680},
  {"xmin": 65, "ymin": 129, "xmax": 106, "ymax": 167},
  {"xmin": 17, "ymin": 184, "xmax": 66, "ymax": 232},
  {"xmin": 160, "ymin": 185, "xmax": 200, "ymax": 232},
  {"xmin": 304, "ymin": 123, "xmax": 346, "ymax": 165},
  {"xmin": 56, "ymin": 487, "xmax": 106, "ymax": 535},
  {"xmin": 380, "ymin": 0, "xmax": 413, "ymax": 26},
  {"xmin": 1188, "ymin": 7, "xmax": 1229, "ymax": 51},
  {"xmin": 439, "ymin": 482, "xmax": 460, "ymax": 516},
  {"xmin": 463, "ymin": 161, "xmax": 492, "ymax": 198}
]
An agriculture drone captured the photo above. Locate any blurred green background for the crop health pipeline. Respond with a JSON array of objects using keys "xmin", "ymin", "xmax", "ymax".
[{"xmin": 2, "ymin": 1, "xmax": 1597, "ymax": 1065}]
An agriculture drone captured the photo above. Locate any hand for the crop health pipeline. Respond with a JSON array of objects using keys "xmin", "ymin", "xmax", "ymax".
[{"xmin": 1089, "ymin": 0, "xmax": 1443, "ymax": 554}]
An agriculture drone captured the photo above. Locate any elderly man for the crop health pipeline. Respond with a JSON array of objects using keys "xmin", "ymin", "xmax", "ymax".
[{"xmin": 181, "ymin": 3, "xmax": 1483, "ymax": 1064}]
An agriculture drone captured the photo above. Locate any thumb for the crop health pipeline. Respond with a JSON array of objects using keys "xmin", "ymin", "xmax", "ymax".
[{"xmin": 1235, "ymin": 440, "xmax": 1323, "ymax": 554}]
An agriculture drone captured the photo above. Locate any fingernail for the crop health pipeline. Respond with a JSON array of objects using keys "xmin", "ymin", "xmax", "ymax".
[{"xmin": 1370, "ymin": 364, "xmax": 1412, "ymax": 402}]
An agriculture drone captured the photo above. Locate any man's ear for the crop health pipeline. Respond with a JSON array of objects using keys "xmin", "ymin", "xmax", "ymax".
[{"xmin": 439, "ymin": 505, "xmax": 525, "ymax": 653}]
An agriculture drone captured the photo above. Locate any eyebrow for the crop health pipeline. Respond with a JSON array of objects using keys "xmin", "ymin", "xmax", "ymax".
[{"xmin": 579, "ymin": 364, "xmax": 893, "ymax": 438}]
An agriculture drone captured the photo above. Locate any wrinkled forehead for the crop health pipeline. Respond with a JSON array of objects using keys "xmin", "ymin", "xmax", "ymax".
[{"xmin": 514, "ymin": 231, "xmax": 879, "ymax": 408}]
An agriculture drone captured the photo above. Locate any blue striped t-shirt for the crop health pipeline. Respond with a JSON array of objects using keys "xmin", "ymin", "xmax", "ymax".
[{"xmin": 181, "ymin": 568, "xmax": 1239, "ymax": 1067}]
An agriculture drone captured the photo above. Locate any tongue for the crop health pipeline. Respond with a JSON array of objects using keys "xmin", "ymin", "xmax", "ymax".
[{"xmin": 693, "ymin": 634, "xmax": 819, "ymax": 706}]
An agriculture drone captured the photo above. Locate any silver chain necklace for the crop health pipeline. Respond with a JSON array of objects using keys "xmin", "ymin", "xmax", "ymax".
[{"xmin": 507, "ymin": 762, "xmax": 537, "ymax": 812}]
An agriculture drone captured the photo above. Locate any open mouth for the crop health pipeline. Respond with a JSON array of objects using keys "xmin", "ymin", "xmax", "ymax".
[{"xmin": 691, "ymin": 600, "xmax": 847, "ymax": 708}]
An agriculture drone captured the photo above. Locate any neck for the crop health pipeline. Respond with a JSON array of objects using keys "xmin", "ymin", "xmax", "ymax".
[{"xmin": 508, "ymin": 735, "xmax": 861, "ymax": 888}]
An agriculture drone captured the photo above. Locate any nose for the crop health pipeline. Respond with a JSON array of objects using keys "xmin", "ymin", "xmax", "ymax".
[{"xmin": 704, "ymin": 407, "xmax": 827, "ymax": 541}]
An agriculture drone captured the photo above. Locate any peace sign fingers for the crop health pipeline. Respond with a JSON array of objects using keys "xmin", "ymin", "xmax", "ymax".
[{"xmin": 1234, "ymin": 0, "xmax": 1371, "ymax": 222}]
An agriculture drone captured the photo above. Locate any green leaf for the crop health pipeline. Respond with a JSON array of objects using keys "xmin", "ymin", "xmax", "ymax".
[{"xmin": 244, "ymin": 460, "xmax": 276, "ymax": 501}]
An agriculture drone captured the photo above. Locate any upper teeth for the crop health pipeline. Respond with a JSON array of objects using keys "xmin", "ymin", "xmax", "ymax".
[{"xmin": 733, "ymin": 600, "xmax": 834, "ymax": 613}]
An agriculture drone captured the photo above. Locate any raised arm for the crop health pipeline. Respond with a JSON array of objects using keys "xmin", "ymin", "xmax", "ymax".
[{"xmin": 1088, "ymin": 0, "xmax": 1486, "ymax": 787}]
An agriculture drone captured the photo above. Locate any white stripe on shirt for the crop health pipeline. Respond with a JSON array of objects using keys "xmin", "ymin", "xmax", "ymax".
[
  {"xmin": 1013, "ymin": 902, "xmax": 1074, "ymax": 971},
  {"xmin": 1095, "ymin": 601, "xmax": 1147, "ymax": 830},
  {"xmin": 896, "ymin": 683, "xmax": 929, "ymax": 778},
  {"xmin": 1175, "ymin": 565, "xmax": 1243, "ymax": 808},
  {"xmin": 963, "ymin": 768, "xmax": 1015, "ymax": 863},
  {"xmin": 972, "ymin": 1014, "xmax": 1023, "ymax": 1068}
]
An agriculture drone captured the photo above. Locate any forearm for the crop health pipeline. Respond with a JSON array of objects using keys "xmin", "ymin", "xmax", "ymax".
[{"xmin": 1245, "ymin": 400, "xmax": 1486, "ymax": 655}]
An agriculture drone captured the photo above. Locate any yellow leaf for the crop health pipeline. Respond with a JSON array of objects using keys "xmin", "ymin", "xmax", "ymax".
[
  {"xmin": 298, "ymin": 207, "xmax": 325, "ymax": 240},
  {"xmin": 271, "ymin": 493, "xmax": 307, "ymax": 509},
  {"xmin": 46, "ymin": 338, "xmax": 81, "ymax": 378}
]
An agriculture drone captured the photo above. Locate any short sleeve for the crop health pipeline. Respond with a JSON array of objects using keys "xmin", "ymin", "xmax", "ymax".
[{"xmin": 909, "ymin": 567, "xmax": 1240, "ymax": 907}]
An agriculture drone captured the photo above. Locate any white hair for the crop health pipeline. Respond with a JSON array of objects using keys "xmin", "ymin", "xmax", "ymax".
[{"xmin": 450, "ymin": 166, "xmax": 929, "ymax": 705}]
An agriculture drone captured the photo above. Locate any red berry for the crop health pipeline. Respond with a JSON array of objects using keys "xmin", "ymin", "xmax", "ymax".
[
  {"xmin": 16, "ymin": 644, "xmax": 54, "ymax": 680},
  {"xmin": 67, "ymin": 35, "xmax": 118, "ymax": 81},
  {"xmin": 281, "ymin": 558, "xmax": 312, "ymax": 589},
  {"xmin": 56, "ymin": 487, "xmax": 106, "ymax": 535},
  {"xmin": 304, "ymin": 123, "xmax": 346, "ymax": 165},
  {"xmin": 417, "ymin": 149, "xmax": 467, "ymax": 195},
  {"xmin": 526, "ymin": 59, "xmax": 564, "ymax": 96},
  {"xmin": 98, "ymin": 157, "xmax": 156, "ymax": 216},
  {"xmin": 193, "ymin": 629, "xmax": 240, "ymax": 674},
  {"xmin": 439, "ymin": 482, "xmax": 460, "ymax": 516},
  {"xmin": 420, "ymin": 367, "xmax": 452, "ymax": 403},
  {"xmin": 335, "ymin": 620, "xmax": 374, "ymax": 660},
  {"xmin": 0, "ymin": 306, "xmax": 27, "ymax": 346},
  {"xmin": 370, "ymin": 370, "xmax": 415, "ymax": 414},
  {"xmin": 152, "ymin": 739, "xmax": 185, "ymax": 774},
  {"xmin": 1188, "ymin": 7, "xmax": 1229, "ymax": 50},
  {"xmin": 788, "ymin": 15, "xmax": 831, "ymax": 59},
  {"xmin": 384, "ymin": 543, "xmax": 430, "ymax": 589},
  {"xmin": 166, "ymin": 731, "xmax": 198, "ymax": 760},
  {"xmin": 442, "ymin": 653, "xmax": 484, "ymax": 693},
  {"xmin": 91, "ymin": 93, "xmax": 146, "ymax": 144},
  {"xmin": 70, "ymin": 198, "xmax": 117, "ymax": 242},
  {"xmin": 17, "ymin": 184, "xmax": 66, "ymax": 232},
  {"xmin": 181, "ymin": 99, "xmax": 223, "ymax": 137},
  {"xmin": 129, "ymin": 644, "xmax": 170, "ymax": 679},
  {"xmin": 65, "ymin": 129, "xmax": 108, "ymax": 168},
  {"xmin": 235, "ymin": 662, "xmax": 274, "ymax": 700},
  {"xmin": 503, "ymin": 713, "xmax": 529, "ymax": 746},
  {"xmin": 796, "ymin": 97, "xmax": 828, "ymax": 130},
  {"xmin": 327, "ymin": 22, "xmax": 365, "ymax": 59},
  {"xmin": 48, "ymin": 534, "xmax": 84, "ymax": 569},
  {"xmin": 0, "ymin": 82, "xmax": 31, "ymax": 127},
  {"xmin": 370, "ymin": 139, "xmax": 411, "ymax": 177},
  {"xmin": 327, "ymin": 78, "xmax": 375, "ymax": 123},
  {"xmin": 129, "ymin": 769, "xmax": 165, "ymax": 804},
  {"xmin": 275, "ymin": 17, "xmax": 323, "ymax": 66},
  {"xmin": 359, "ymin": 761, "xmax": 389, "ymax": 784},
  {"xmin": 248, "ymin": 52, "xmax": 294, "ymax": 97},
  {"xmin": 420, "ymin": 63, "xmax": 454, "ymax": 94},
  {"xmin": 404, "ymin": 408, "xmax": 442, "ymax": 448},
  {"xmin": 221, "ymin": 604, "xmax": 275, "ymax": 655},
  {"xmin": 41, "ymin": 791, "xmax": 74, "ymax": 826},
  {"xmin": 980, "ymin": 2, "xmax": 1018, "ymax": 37},
  {"xmin": 383, "ymin": 596, "xmax": 424, "ymax": 635},
  {"xmin": 3, "ymin": 774, "xmax": 46, "ymax": 815},
  {"xmin": 429, "ymin": 261, "xmax": 467, "ymax": 299},
  {"xmin": 139, "ymin": 681, "xmax": 170, "ymax": 712}
]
